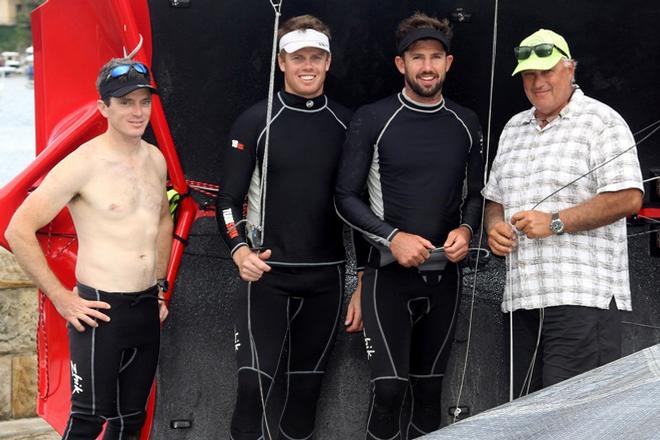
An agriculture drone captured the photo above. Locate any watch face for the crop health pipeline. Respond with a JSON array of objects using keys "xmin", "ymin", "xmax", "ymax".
[
  {"xmin": 158, "ymin": 279, "xmax": 169, "ymax": 292},
  {"xmin": 551, "ymin": 219, "xmax": 564, "ymax": 234}
]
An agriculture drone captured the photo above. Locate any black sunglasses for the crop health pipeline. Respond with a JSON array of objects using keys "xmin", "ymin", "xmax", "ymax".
[{"xmin": 514, "ymin": 43, "xmax": 569, "ymax": 61}]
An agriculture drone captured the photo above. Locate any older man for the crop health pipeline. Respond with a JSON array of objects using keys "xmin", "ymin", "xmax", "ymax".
[{"xmin": 483, "ymin": 29, "xmax": 643, "ymax": 396}]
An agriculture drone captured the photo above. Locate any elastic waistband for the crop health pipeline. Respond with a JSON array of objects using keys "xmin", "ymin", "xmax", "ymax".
[{"xmin": 77, "ymin": 282, "xmax": 158, "ymax": 297}]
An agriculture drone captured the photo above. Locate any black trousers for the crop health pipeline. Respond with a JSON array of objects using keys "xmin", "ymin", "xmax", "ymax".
[
  {"xmin": 62, "ymin": 283, "xmax": 160, "ymax": 440},
  {"xmin": 230, "ymin": 265, "xmax": 343, "ymax": 440},
  {"xmin": 510, "ymin": 297, "xmax": 622, "ymax": 398},
  {"xmin": 361, "ymin": 263, "xmax": 460, "ymax": 440}
]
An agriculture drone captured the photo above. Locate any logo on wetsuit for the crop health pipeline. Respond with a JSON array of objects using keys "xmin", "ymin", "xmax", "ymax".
[
  {"xmin": 363, "ymin": 331, "xmax": 375, "ymax": 359},
  {"xmin": 70, "ymin": 361, "xmax": 84, "ymax": 394},
  {"xmin": 223, "ymin": 209, "xmax": 239, "ymax": 239},
  {"xmin": 231, "ymin": 139, "xmax": 245, "ymax": 151},
  {"xmin": 234, "ymin": 331, "xmax": 241, "ymax": 352}
]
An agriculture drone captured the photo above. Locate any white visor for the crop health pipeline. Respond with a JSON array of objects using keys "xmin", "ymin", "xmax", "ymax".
[{"xmin": 279, "ymin": 29, "xmax": 330, "ymax": 54}]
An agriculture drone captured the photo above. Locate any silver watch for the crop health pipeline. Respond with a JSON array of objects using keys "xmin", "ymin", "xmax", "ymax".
[{"xmin": 550, "ymin": 212, "xmax": 565, "ymax": 235}]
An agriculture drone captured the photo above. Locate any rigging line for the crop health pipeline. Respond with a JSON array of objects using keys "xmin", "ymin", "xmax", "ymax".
[
  {"xmin": 627, "ymin": 229, "xmax": 660, "ymax": 238},
  {"xmin": 452, "ymin": 0, "xmax": 499, "ymax": 423},
  {"xmin": 642, "ymin": 175, "xmax": 660, "ymax": 184},
  {"xmin": 632, "ymin": 118, "xmax": 660, "ymax": 137},
  {"xmin": 258, "ymin": 2, "xmax": 283, "ymax": 250},
  {"xmin": 621, "ymin": 321, "xmax": 660, "ymax": 330},
  {"xmin": 532, "ymin": 123, "xmax": 660, "ymax": 210},
  {"xmin": 635, "ymin": 215, "xmax": 660, "ymax": 225},
  {"xmin": 255, "ymin": 4, "xmax": 283, "ymax": 437}
]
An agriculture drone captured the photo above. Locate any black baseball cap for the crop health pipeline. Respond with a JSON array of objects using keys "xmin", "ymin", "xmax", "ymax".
[{"xmin": 99, "ymin": 62, "xmax": 158, "ymax": 100}]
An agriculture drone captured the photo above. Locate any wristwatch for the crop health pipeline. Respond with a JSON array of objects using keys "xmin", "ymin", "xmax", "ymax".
[
  {"xmin": 549, "ymin": 212, "xmax": 565, "ymax": 235},
  {"xmin": 157, "ymin": 278, "xmax": 169, "ymax": 292}
]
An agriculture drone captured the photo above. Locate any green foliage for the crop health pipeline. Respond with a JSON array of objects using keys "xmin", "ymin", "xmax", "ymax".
[{"xmin": 0, "ymin": 0, "xmax": 46, "ymax": 52}]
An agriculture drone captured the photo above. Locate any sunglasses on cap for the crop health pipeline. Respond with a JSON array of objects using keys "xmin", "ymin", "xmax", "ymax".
[
  {"xmin": 105, "ymin": 63, "xmax": 150, "ymax": 81},
  {"xmin": 514, "ymin": 43, "xmax": 569, "ymax": 61}
]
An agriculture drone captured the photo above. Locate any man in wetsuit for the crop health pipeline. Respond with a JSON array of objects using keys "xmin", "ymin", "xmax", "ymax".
[
  {"xmin": 215, "ymin": 15, "xmax": 359, "ymax": 440},
  {"xmin": 5, "ymin": 59, "xmax": 171, "ymax": 439},
  {"xmin": 335, "ymin": 12, "xmax": 484, "ymax": 439}
]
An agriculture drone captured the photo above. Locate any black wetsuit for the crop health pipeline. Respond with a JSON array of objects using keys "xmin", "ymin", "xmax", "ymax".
[
  {"xmin": 62, "ymin": 283, "xmax": 160, "ymax": 440},
  {"xmin": 216, "ymin": 90, "xmax": 352, "ymax": 440},
  {"xmin": 335, "ymin": 90, "xmax": 483, "ymax": 439}
]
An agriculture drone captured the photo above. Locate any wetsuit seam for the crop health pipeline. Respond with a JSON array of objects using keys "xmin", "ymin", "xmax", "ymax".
[
  {"xmin": 325, "ymin": 105, "xmax": 348, "ymax": 129},
  {"xmin": 256, "ymin": 106, "xmax": 286, "ymax": 147},
  {"xmin": 373, "ymin": 270, "xmax": 398, "ymax": 377},
  {"xmin": 91, "ymin": 288, "xmax": 99, "ymax": 415},
  {"xmin": 430, "ymin": 265, "xmax": 461, "ymax": 373},
  {"xmin": 313, "ymin": 265, "xmax": 343, "ymax": 371},
  {"xmin": 278, "ymin": 92, "xmax": 328, "ymax": 113},
  {"xmin": 279, "ymin": 296, "xmax": 293, "ymax": 439},
  {"xmin": 408, "ymin": 373, "xmax": 444, "ymax": 378},
  {"xmin": 290, "ymin": 297, "xmax": 305, "ymax": 322},
  {"xmin": 118, "ymin": 348, "xmax": 138, "ymax": 373},
  {"xmin": 370, "ymin": 376, "xmax": 408, "ymax": 382},
  {"xmin": 334, "ymin": 198, "xmax": 395, "ymax": 248},
  {"xmin": 237, "ymin": 366, "xmax": 274, "ymax": 381},
  {"xmin": 397, "ymin": 92, "xmax": 445, "ymax": 113},
  {"xmin": 230, "ymin": 242, "xmax": 248, "ymax": 256},
  {"xmin": 268, "ymin": 259, "xmax": 346, "ymax": 267},
  {"xmin": 115, "ymin": 363, "xmax": 124, "ymax": 439}
]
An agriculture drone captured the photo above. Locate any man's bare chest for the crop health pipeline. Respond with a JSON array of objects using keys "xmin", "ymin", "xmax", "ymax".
[{"xmin": 77, "ymin": 161, "xmax": 163, "ymax": 219}]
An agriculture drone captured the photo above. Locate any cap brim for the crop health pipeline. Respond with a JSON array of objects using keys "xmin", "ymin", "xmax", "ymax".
[
  {"xmin": 282, "ymin": 41, "xmax": 330, "ymax": 54},
  {"xmin": 512, "ymin": 53, "xmax": 563, "ymax": 75},
  {"xmin": 107, "ymin": 84, "xmax": 158, "ymax": 98}
]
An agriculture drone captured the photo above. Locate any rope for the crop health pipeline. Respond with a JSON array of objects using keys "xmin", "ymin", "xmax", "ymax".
[
  {"xmin": 452, "ymin": 0, "xmax": 499, "ymax": 422},
  {"xmin": 258, "ymin": 1, "xmax": 283, "ymax": 250},
  {"xmin": 255, "ymin": 4, "xmax": 283, "ymax": 437},
  {"xmin": 533, "ymin": 121, "xmax": 660, "ymax": 210},
  {"xmin": 123, "ymin": 33, "xmax": 143, "ymax": 59}
]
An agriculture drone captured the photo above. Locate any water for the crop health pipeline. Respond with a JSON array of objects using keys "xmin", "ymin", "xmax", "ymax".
[{"xmin": 0, "ymin": 75, "xmax": 36, "ymax": 187}]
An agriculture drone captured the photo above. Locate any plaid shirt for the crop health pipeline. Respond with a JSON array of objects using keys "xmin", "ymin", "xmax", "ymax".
[{"xmin": 483, "ymin": 88, "xmax": 643, "ymax": 312}]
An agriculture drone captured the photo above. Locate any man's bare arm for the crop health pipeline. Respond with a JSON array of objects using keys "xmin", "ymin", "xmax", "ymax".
[
  {"xmin": 155, "ymin": 189, "xmax": 174, "ymax": 322},
  {"xmin": 5, "ymin": 151, "xmax": 111, "ymax": 331},
  {"xmin": 511, "ymin": 189, "xmax": 643, "ymax": 238},
  {"xmin": 485, "ymin": 201, "xmax": 516, "ymax": 256},
  {"xmin": 561, "ymin": 188, "xmax": 643, "ymax": 233}
]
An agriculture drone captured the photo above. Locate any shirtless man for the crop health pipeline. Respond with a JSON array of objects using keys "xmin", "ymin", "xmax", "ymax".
[{"xmin": 5, "ymin": 58, "xmax": 172, "ymax": 439}]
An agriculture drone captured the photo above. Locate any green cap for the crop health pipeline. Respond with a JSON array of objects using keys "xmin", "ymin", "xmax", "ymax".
[{"xmin": 512, "ymin": 29, "xmax": 571, "ymax": 75}]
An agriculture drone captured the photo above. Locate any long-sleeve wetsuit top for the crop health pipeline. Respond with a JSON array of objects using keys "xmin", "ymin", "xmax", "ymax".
[
  {"xmin": 335, "ymin": 90, "xmax": 484, "ymax": 249},
  {"xmin": 216, "ymin": 90, "xmax": 352, "ymax": 266}
]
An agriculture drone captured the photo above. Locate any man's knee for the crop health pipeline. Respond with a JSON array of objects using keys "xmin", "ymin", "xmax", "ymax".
[
  {"xmin": 367, "ymin": 379, "xmax": 408, "ymax": 439},
  {"xmin": 280, "ymin": 373, "xmax": 324, "ymax": 439},
  {"xmin": 409, "ymin": 376, "xmax": 443, "ymax": 435},
  {"xmin": 373, "ymin": 378, "xmax": 407, "ymax": 410},
  {"xmin": 104, "ymin": 410, "xmax": 146, "ymax": 439},
  {"xmin": 62, "ymin": 412, "xmax": 105, "ymax": 440},
  {"xmin": 231, "ymin": 369, "xmax": 272, "ymax": 439}
]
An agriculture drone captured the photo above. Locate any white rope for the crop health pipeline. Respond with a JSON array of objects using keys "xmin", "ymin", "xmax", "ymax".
[
  {"xmin": 533, "ymin": 122, "xmax": 660, "ymax": 210},
  {"xmin": 508, "ymin": 254, "xmax": 514, "ymax": 401},
  {"xmin": 123, "ymin": 33, "xmax": 143, "ymax": 59},
  {"xmin": 255, "ymin": 5, "xmax": 283, "ymax": 438},
  {"xmin": 257, "ymin": 1, "xmax": 283, "ymax": 249},
  {"xmin": 452, "ymin": 0, "xmax": 499, "ymax": 423}
]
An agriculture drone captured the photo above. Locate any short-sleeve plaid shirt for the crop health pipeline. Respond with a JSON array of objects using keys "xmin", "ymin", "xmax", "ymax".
[{"xmin": 483, "ymin": 88, "xmax": 643, "ymax": 313}]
